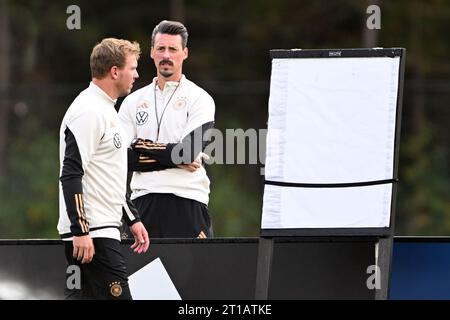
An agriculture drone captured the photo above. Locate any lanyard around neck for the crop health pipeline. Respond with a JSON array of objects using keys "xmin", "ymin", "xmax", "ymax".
[{"xmin": 154, "ymin": 81, "xmax": 180, "ymax": 141}]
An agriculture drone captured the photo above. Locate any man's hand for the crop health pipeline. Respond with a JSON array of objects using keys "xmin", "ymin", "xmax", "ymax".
[
  {"xmin": 130, "ymin": 138, "xmax": 151, "ymax": 148},
  {"xmin": 73, "ymin": 235, "xmax": 95, "ymax": 264},
  {"xmin": 130, "ymin": 222, "xmax": 149, "ymax": 254},
  {"xmin": 178, "ymin": 152, "xmax": 210, "ymax": 172}
]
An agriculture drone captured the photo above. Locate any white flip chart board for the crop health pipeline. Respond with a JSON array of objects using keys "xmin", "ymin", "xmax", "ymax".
[{"xmin": 262, "ymin": 48, "xmax": 405, "ymax": 235}]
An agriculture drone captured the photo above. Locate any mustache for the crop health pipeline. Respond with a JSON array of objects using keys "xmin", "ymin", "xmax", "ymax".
[{"xmin": 159, "ymin": 59, "xmax": 173, "ymax": 66}]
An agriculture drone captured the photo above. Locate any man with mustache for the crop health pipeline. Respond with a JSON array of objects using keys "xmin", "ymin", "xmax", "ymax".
[
  {"xmin": 119, "ymin": 21, "xmax": 215, "ymax": 239},
  {"xmin": 58, "ymin": 38, "xmax": 149, "ymax": 299}
]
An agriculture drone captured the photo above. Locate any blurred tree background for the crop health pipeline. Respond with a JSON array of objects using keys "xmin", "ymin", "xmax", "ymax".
[{"xmin": 0, "ymin": 0, "xmax": 448, "ymax": 238}]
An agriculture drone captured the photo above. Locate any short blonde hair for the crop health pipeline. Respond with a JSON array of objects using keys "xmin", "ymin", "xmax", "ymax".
[{"xmin": 90, "ymin": 38, "xmax": 141, "ymax": 79}]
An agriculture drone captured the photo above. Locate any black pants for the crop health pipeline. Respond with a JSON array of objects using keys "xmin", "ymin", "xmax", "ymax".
[
  {"xmin": 130, "ymin": 193, "xmax": 212, "ymax": 238},
  {"xmin": 64, "ymin": 237, "xmax": 132, "ymax": 300}
]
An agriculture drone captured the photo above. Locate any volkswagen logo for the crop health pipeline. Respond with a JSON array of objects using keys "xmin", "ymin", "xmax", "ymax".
[
  {"xmin": 113, "ymin": 133, "xmax": 121, "ymax": 149},
  {"xmin": 136, "ymin": 111, "xmax": 149, "ymax": 125}
]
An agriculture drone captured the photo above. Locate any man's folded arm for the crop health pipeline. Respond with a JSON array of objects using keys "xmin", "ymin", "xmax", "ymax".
[{"xmin": 128, "ymin": 121, "xmax": 214, "ymax": 171}]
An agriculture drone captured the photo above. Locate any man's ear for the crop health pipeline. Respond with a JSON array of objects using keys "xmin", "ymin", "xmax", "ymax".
[
  {"xmin": 183, "ymin": 47, "xmax": 188, "ymax": 60},
  {"xmin": 110, "ymin": 66, "xmax": 119, "ymax": 80},
  {"xmin": 150, "ymin": 47, "xmax": 154, "ymax": 60}
]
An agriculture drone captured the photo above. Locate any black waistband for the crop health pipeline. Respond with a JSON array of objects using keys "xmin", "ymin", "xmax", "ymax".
[{"xmin": 60, "ymin": 225, "xmax": 120, "ymax": 239}]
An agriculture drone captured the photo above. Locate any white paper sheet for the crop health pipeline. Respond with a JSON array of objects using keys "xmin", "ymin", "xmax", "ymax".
[
  {"xmin": 129, "ymin": 257, "xmax": 181, "ymax": 300},
  {"xmin": 262, "ymin": 184, "xmax": 392, "ymax": 228},
  {"xmin": 262, "ymin": 55, "xmax": 400, "ymax": 229}
]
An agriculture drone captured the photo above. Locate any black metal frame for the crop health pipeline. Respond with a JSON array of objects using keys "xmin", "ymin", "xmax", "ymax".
[{"xmin": 256, "ymin": 48, "xmax": 406, "ymax": 300}]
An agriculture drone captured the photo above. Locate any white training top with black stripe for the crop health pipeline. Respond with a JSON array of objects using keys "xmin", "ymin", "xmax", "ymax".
[
  {"xmin": 58, "ymin": 82, "xmax": 138, "ymax": 240},
  {"xmin": 119, "ymin": 75, "xmax": 215, "ymax": 205}
]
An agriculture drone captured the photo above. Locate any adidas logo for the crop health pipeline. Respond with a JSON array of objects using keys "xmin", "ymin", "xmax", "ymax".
[{"xmin": 197, "ymin": 231, "xmax": 207, "ymax": 239}]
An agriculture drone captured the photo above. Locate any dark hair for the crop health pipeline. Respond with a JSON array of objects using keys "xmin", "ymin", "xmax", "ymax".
[{"xmin": 151, "ymin": 20, "xmax": 188, "ymax": 48}]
